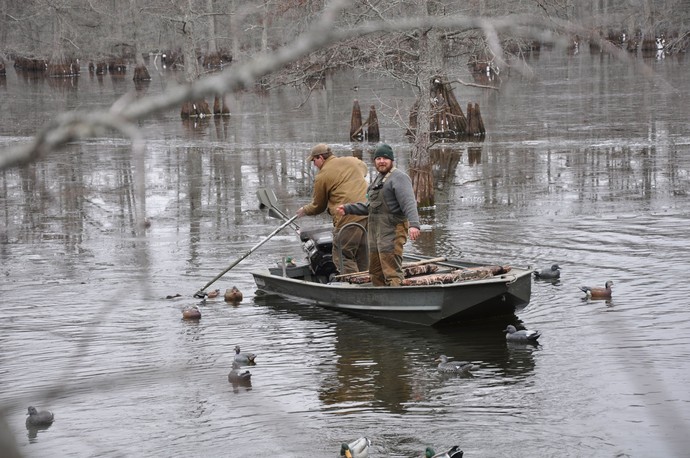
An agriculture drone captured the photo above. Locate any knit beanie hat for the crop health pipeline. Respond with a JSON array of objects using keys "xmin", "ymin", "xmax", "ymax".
[{"xmin": 374, "ymin": 143, "xmax": 394, "ymax": 161}]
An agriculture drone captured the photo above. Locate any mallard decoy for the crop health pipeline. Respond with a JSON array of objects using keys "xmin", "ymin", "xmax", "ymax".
[
  {"xmin": 224, "ymin": 286, "xmax": 243, "ymax": 302},
  {"xmin": 182, "ymin": 305, "xmax": 201, "ymax": 320},
  {"xmin": 228, "ymin": 361, "xmax": 252, "ymax": 385},
  {"xmin": 533, "ymin": 264, "xmax": 560, "ymax": 279},
  {"xmin": 340, "ymin": 437, "xmax": 370, "ymax": 458},
  {"xmin": 234, "ymin": 345, "xmax": 256, "ymax": 365},
  {"xmin": 26, "ymin": 406, "xmax": 54, "ymax": 427},
  {"xmin": 580, "ymin": 280, "xmax": 613, "ymax": 299},
  {"xmin": 194, "ymin": 288, "xmax": 220, "ymax": 299},
  {"xmin": 504, "ymin": 324, "xmax": 541, "ymax": 342},
  {"xmin": 425, "ymin": 445, "xmax": 464, "ymax": 458},
  {"xmin": 435, "ymin": 355, "xmax": 473, "ymax": 374}
]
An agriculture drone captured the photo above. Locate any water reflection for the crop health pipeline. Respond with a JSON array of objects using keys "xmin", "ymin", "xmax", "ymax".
[
  {"xmin": 254, "ymin": 294, "xmax": 539, "ymax": 414},
  {"xmin": 25, "ymin": 423, "xmax": 52, "ymax": 443}
]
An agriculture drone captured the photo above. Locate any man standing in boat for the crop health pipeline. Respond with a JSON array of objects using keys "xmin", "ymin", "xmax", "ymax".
[
  {"xmin": 296, "ymin": 143, "xmax": 369, "ymax": 275},
  {"xmin": 337, "ymin": 143, "xmax": 421, "ymax": 286}
]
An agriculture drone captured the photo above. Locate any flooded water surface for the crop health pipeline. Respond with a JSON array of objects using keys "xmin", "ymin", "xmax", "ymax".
[{"xmin": 1, "ymin": 49, "xmax": 690, "ymax": 457}]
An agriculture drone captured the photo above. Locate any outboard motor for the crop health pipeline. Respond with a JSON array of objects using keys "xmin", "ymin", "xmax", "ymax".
[{"xmin": 299, "ymin": 226, "xmax": 338, "ymax": 279}]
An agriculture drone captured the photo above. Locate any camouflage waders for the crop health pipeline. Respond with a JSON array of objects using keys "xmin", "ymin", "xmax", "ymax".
[{"xmin": 367, "ymin": 177, "xmax": 409, "ymax": 286}]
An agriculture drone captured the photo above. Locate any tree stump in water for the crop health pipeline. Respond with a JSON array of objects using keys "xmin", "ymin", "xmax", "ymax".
[
  {"xmin": 108, "ymin": 58, "xmax": 127, "ymax": 75},
  {"xmin": 181, "ymin": 100, "xmax": 212, "ymax": 118},
  {"xmin": 466, "ymin": 103, "xmax": 486, "ymax": 137},
  {"xmin": 133, "ymin": 64, "xmax": 151, "ymax": 81},
  {"xmin": 213, "ymin": 95, "xmax": 230, "ymax": 115},
  {"xmin": 350, "ymin": 99, "xmax": 363, "ymax": 141},
  {"xmin": 407, "ymin": 75, "xmax": 483, "ymax": 141},
  {"xmin": 47, "ymin": 58, "xmax": 80, "ymax": 78},
  {"xmin": 366, "ymin": 105, "xmax": 379, "ymax": 142}
]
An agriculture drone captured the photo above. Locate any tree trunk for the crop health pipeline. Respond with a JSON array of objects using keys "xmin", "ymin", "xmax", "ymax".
[
  {"xmin": 182, "ymin": 0, "xmax": 202, "ymax": 83},
  {"xmin": 130, "ymin": 0, "xmax": 151, "ymax": 82},
  {"xmin": 409, "ymin": 0, "xmax": 444, "ymax": 208}
]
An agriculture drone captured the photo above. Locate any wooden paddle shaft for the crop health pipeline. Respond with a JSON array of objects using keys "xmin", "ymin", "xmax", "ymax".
[{"xmin": 194, "ymin": 214, "xmax": 299, "ymax": 296}]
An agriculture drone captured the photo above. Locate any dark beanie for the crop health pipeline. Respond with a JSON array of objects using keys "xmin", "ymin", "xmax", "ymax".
[{"xmin": 374, "ymin": 143, "xmax": 394, "ymax": 161}]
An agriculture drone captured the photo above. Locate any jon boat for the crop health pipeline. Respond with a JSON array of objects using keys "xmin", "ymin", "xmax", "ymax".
[{"xmin": 251, "ymin": 225, "xmax": 532, "ymax": 327}]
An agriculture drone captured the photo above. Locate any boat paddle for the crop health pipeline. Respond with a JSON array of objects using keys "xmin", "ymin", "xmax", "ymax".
[
  {"xmin": 193, "ymin": 214, "xmax": 299, "ymax": 298},
  {"xmin": 256, "ymin": 188, "xmax": 301, "ymax": 233}
]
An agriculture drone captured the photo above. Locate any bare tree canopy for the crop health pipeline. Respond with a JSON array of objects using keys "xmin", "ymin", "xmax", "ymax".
[{"xmin": 1, "ymin": 0, "xmax": 687, "ymax": 170}]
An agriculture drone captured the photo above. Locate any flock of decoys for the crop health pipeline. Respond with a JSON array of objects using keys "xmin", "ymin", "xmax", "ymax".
[
  {"xmin": 511, "ymin": 263, "xmax": 615, "ymax": 346},
  {"xmin": 131, "ymin": 263, "xmax": 614, "ymax": 455},
  {"xmin": 339, "ymin": 437, "xmax": 463, "ymax": 458},
  {"xmin": 168, "ymin": 286, "xmax": 244, "ymax": 321},
  {"xmin": 532, "ymin": 263, "xmax": 614, "ymax": 300}
]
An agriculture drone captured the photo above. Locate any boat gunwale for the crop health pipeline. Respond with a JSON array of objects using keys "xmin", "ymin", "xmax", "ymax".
[{"xmin": 252, "ymin": 269, "xmax": 529, "ymax": 290}]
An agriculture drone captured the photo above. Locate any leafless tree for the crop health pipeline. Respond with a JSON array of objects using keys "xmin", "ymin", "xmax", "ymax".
[{"xmin": 0, "ymin": 0, "xmax": 686, "ymax": 180}]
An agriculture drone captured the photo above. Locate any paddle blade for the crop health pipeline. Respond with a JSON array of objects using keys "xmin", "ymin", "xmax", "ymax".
[{"xmin": 267, "ymin": 208, "xmax": 284, "ymax": 219}]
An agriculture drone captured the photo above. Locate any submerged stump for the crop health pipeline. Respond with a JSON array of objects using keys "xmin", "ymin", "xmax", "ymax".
[
  {"xmin": 365, "ymin": 105, "xmax": 380, "ymax": 142},
  {"xmin": 181, "ymin": 99, "xmax": 212, "ymax": 118},
  {"xmin": 133, "ymin": 64, "xmax": 151, "ymax": 81},
  {"xmin": 213, "ymin": 95, "xmax": 230, "ymax": 115},
  {"xmin": 350, "ymin": 99, "xmax": 363, "ymax": 141},
  {"xmin": 407, "ymin": 75, "xmax": 485, "ymax": 141}
]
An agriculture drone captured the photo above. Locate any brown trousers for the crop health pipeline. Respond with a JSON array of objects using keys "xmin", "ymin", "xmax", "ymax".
[
  {"xmin": 332, "ymin": 219, "xmax": 369, "ymax": 275},
  {"xmin": 368, "ymin": 220, "xmax": 409, "ymax": 286}
]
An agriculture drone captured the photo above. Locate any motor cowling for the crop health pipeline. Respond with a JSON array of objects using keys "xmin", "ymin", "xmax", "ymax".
[{"xmin": 299, "ymin": 226, "xmax": 337, "ymax": 278}]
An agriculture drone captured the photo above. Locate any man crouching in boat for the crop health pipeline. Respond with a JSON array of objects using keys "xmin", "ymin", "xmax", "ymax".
[
  {"xmin": 297, "ymin": 143, "xmax": 369, "ymax": 275},
  {"xmin": 337, "ymin": 143, "xmax": 420, "ymax": 286}
]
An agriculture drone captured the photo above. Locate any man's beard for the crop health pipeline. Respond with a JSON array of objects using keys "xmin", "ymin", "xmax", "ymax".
[{"xmin": 376, "ymin": 162, "xmax": 392, "ymax": 174}]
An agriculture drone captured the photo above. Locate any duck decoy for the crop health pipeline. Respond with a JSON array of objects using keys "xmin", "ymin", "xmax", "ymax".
[
  {"xmin": 435, "ymin": 355, "xmax": 473, "ymax": 374},
  {"xmin": 580, "ymin": 280, "xmax": 613, "ymax": 299},
  {"xmin": 504, "ymin": 324, "xmax": 541, "ymax": 342},
  {"xmin": 425, "ymin": 445, "xmax": 464, "ymax": 458},
  {"xmin": 26, "ymin": 406, "xmax": 54, "ymax": 427},
  {"xmin": 228, "ymin": 361, "xmax": 252, "ymax": 385},
  {"xmin": 234, "ymin": 345, "xmax": 256, "ymax": 365},
  {"xmin": 182, "ymin": 305, "xmax": 201, "ymax": 320},
  {"xmin": 533, "ymin": 264, "xmax": 560, "ymax": 279},
  {"xmin": 224, "ymin": 286, "xmax": 243, "ymax": 302},
  {"xmin": 206, "ymin": 289, "xmax": 221, "ymax": 299},
  {"xmin": 194, "ymin": 288, "xmax": 220, "ymax": 299},
  {"xmin": 340, "ymin": 437, "xmax": 370, "ymax": 458}
]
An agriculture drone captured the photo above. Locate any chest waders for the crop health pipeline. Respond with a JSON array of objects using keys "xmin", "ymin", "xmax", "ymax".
[{"xmin": 367, "ymin": 170, "xmax": 410, "ymax": 286}]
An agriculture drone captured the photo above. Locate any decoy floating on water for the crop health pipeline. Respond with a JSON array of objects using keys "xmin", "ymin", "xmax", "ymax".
[
  {"xmin": 533, "ymin": 264, "xmax": 561, "ymax": 279},
  {"xmin": 228, "ymin": 361, "xmax": 252, "ymax": 385},
  {"xmin": 435, "ymin": 355, "xmax": 473, "ymax": 374},
  {"xmin": 182, "ymin": 305, "xmax": 201, "ymax": 320},
  {"xmin": 340, "ymin": 437, "xmax": 371, "ymax": 458},
  {"xmin": 224, "ymin": 286, "xmax": 243, "ymax": 302},
  {"xmin": 26, "ymin": 406, "xmax": 54, "ymax": 427},
  {"xmin": 504, "ymin": 324, "xmax": 541, "ymax": 343},
  {"xmin": 194, "ymin": 288, "xmax": 220, "ymax": 299},
  {"xmin": 425, "ymin": 445, "xmax": 464, "ymax": 458},
  {"xmin": 165, "ymin": 293, "xmax": 182, "ymax": 299},
  {"xmin": 234, "ymin": 345, "xmax": 256, "ymax": 365},
  {"xmin": 580, "ymin": 280, "xmax": 613, "ymax": 299}
]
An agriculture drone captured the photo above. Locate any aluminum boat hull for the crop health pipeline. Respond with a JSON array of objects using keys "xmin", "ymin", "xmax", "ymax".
[{"xmin": 252, "ymin": 256, "xmax": 532, "ymax": 326}]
